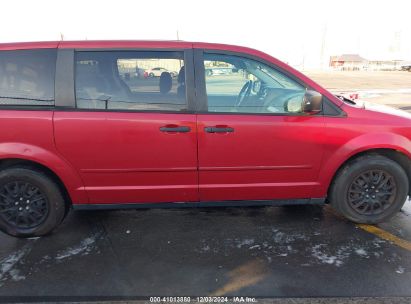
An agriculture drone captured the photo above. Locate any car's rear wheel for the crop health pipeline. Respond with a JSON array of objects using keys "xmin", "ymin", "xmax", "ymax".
[
  {"xmin": 0, "ymin": 168, "xmax": 66, "ymax": 238},
  {"xmin": 149, "ymin": 72, "xmax": 154, "ymax": 77},
  {"xmin": 329, "ymin": 154, "xmax": 408, "ymax": 224}
]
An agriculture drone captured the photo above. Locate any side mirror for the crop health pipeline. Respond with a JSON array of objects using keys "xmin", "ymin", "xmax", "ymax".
[{"xmin": 302, "ymin": 90, "xmax": 322, "ymax": 114}]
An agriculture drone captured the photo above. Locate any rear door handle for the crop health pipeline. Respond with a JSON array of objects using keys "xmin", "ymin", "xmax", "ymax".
[
  {"xmin": 160, "ymin": 126, "xmax": 191, "ymax": 133},
  {"xmin": 204, "ymin": 126, "xmax": 234, "ymax": 133}
]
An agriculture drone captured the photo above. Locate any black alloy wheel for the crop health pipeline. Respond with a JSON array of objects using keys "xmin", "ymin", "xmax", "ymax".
[
  {"xmin": 0, "ymin": 168, "xmax": 67, "ymax": 237},
  {"xmin": 347, "ymin": 169, "xmax": 396, "ymax": 216},
  {"xmin": 0, "ymin": 181, "xmax": 49, "ymax": 229},
  {"xmin": 329, "ymin": 154, "xmax": 408, "ymax": 224}
]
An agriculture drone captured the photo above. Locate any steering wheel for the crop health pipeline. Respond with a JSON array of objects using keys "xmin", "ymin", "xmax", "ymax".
[{"xmin": 236, "ymin": 80, "xmax": 252, "ymax": 107}]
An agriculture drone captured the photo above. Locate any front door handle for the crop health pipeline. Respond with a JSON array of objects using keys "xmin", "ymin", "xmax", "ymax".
[
  {"xmin": 160, "ymin": 125, "xmax": 191, "ymax": 133},
  {"xmin": 204, "ymin": 126, "xmax": 234, "ymax": 133}
]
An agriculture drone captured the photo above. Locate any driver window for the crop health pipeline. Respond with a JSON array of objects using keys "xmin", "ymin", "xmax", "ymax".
[{"xmin": 203, "ymin": 53, "xmax": 306, "ymax": 114}]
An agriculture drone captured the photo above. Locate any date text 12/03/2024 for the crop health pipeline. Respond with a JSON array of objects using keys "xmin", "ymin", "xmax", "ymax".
[{"xmin": 149, "ymin": 297, "xmax": 258, "ymax": 303}]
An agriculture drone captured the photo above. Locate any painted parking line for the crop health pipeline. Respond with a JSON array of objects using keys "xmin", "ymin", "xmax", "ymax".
[
  {"xmin": 210, "ymin": 260, "xmax": 267, "ymax": 296},
  {"xmin": 358, "ymin": 224, "xmax": 411, "ymax": 252}
]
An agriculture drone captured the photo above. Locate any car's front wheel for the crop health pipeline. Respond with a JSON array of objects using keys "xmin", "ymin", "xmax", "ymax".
[
  {"xmin": 329, "ymin": 154, "xmax": 409, "ymax": 224},
  {"xmin": 0, "ymin": 167, "xmax": 67, "ymax": 238}
]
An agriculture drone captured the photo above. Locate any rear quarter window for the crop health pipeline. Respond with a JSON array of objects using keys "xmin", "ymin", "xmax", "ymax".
[{"xmin": 0, "ymin": 49, "xmax": 57, "ymax": 106}]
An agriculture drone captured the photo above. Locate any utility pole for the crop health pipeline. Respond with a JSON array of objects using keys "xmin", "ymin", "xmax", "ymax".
[
  {"xmin": 320, "ymin": 24, "xmax": 327, "ymax": 70},
  {"xmin": 177, "ymin": 30, "xmax": 182, "ymax": 69},
  {"xmin": 301, "ymin": 43, "xmax": 305, "ymax": 71}
]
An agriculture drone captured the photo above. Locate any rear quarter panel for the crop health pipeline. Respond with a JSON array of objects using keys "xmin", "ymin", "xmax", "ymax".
[{"xmin": 0, "ymin": 110, "xmax": 87, "ymax": 203}]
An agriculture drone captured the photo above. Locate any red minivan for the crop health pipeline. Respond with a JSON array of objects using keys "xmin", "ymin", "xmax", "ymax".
[{"xmin": 0, "ymin": 40, "xmax": 410, "ymax": 237}]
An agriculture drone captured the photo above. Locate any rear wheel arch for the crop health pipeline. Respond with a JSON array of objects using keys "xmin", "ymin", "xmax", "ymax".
[
  {"xmin": 0, "ymin": 142, "xmax": 88, "ymax": 203},
  {"xmin": 0, "ymin": 158, "xmax": 72, "ymax": 211}
]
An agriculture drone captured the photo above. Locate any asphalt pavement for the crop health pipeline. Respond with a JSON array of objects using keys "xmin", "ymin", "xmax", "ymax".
[{"xmin": 1, "ymin": 201, "xmax": 411, "ymax": 302}]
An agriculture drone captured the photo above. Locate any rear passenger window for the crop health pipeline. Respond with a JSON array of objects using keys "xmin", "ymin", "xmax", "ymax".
[
  {"xmin": 0, "ymin": 49, "xmax": 56, "ymax": 106},
  {"xmin": 75, "ymin": 51, "xmax": 187, "ymax": 111}
]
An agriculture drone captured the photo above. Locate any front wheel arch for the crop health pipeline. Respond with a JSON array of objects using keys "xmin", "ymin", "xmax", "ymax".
[
  {"xmin": 328, "ymin": 152, "xmax": 409, "ymax": 223},
  {"xmin": 327, "ymin": 148, "xmax": 411, "ymax": 201}
]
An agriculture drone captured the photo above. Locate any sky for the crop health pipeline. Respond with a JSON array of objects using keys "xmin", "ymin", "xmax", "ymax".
[{"xmin": 0, "ymin": 0, "xmax": 410, "ymax": 69}]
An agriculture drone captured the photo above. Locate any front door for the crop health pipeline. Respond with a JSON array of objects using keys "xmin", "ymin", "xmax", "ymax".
[
  {"xmin": 54, "ymin": 50, "xmax": 198, "ymax": 204},
  {"xmin": 195, "ymin": 51, "xmax": 325, "ymax": 201}
]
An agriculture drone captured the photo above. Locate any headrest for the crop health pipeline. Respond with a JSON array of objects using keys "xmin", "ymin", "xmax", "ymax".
[{"xmin": 159, "ymin": 72, "xmax": 172, "ymax": 94}]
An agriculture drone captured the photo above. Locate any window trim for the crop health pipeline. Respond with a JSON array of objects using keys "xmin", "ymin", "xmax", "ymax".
[
  {"xmin": 193, "ymin": 49, "xmax": 345, "ymax": 117},
  {"xmin": 60, "ymin": 48, "xmax": 196, "ymax": 113},
  {"xmin": 55, "ymin": 49, "xmax": 75, "ymax": 108}
]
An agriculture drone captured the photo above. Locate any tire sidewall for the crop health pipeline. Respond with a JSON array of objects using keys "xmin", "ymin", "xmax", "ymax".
[{"xmin": 332, "ymin": 156, "xmax": 408, "ymax": 224}]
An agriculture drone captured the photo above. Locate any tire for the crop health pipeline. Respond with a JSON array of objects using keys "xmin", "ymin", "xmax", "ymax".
[
  {"xmin": 0, "ymin": 168, "xmax": 66, "ymax": 238},
  {"xmin": 329, "ymin": 154, "xmax": 408, "ymax": 224},
  {"xmin": 149, "ymin": 72, "xmax": 154, "ymax": 77}
]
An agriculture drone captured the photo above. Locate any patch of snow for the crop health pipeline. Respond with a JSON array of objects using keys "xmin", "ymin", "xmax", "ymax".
[
  {"xmin": 195, "ymin": 228, "xmax": 389, "ymax": 268},
  {"xmin": 372, "ymin": 238, "xmax": 387, "ymax": 249},
  {"xmin": 0, "ymin": 243, "xmax": 33, "ymax": 286},
  {"xmin": 355, "ymin": 248, "xmax": 368, "ymax": 257},
  {"xmin": 55, "ymin": 235, "xmax": 98, "ymax": 261},
  {"xmin": 8, "ymin": 269, "xmax": 25, "ymax": 281},
  {"xmin": 311, "ymin": 244, "xmax": 348, "ymax": 267},
  {"xmin": 236, "ymin": 238, "xmax": 254, "ymax": 248},
  {"xmin": 201, "ymin": 244, "xmax": 210, "ymax": 252},
  {"xmin": 273, "ymin": 231, "xmax": 309, "ymax": 244},
  {"xmin": 400, "ymin": 201, "xmax": 411, "ymax": 216},
  {"xmin": 273, "ymin": 231, "xmax": 286, "ymax": 243},
  {"xmin": 37, "ymin": 255, "xmax": 52, "ymax": 266}
]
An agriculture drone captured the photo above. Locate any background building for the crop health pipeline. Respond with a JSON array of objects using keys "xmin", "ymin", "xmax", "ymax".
[
  {"xmin": 329, "ymin": 54, "xmax": 411, "ymax": 71},
  {"xmin": 329, "ymin": 54, "xmax": 368, "ymax": 71}
]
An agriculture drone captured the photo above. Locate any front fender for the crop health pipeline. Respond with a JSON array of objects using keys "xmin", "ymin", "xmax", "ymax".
[
  {"xmin": 0, "ymin": 142, "xmax": 88, "ymax": 203},
  {"xmin": 317, "ymin": 132, "xmax": 411, "ymax": 196}
]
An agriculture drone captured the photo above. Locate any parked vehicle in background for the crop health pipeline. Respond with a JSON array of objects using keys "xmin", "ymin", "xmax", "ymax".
[
  {"xmin": 0, "ymin": 40, "xmax": 410, "ymax": 238},
  {"xmin": 146, "ymin": 67, "xmax": 178, "ymax": 77},
  {"xmin": 205, "ymin": 67, "xmax": 234, "ymax": 76},
  {"xmin": 401, "ymin": 65, "xmax": 411, "ymax": 72}
]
